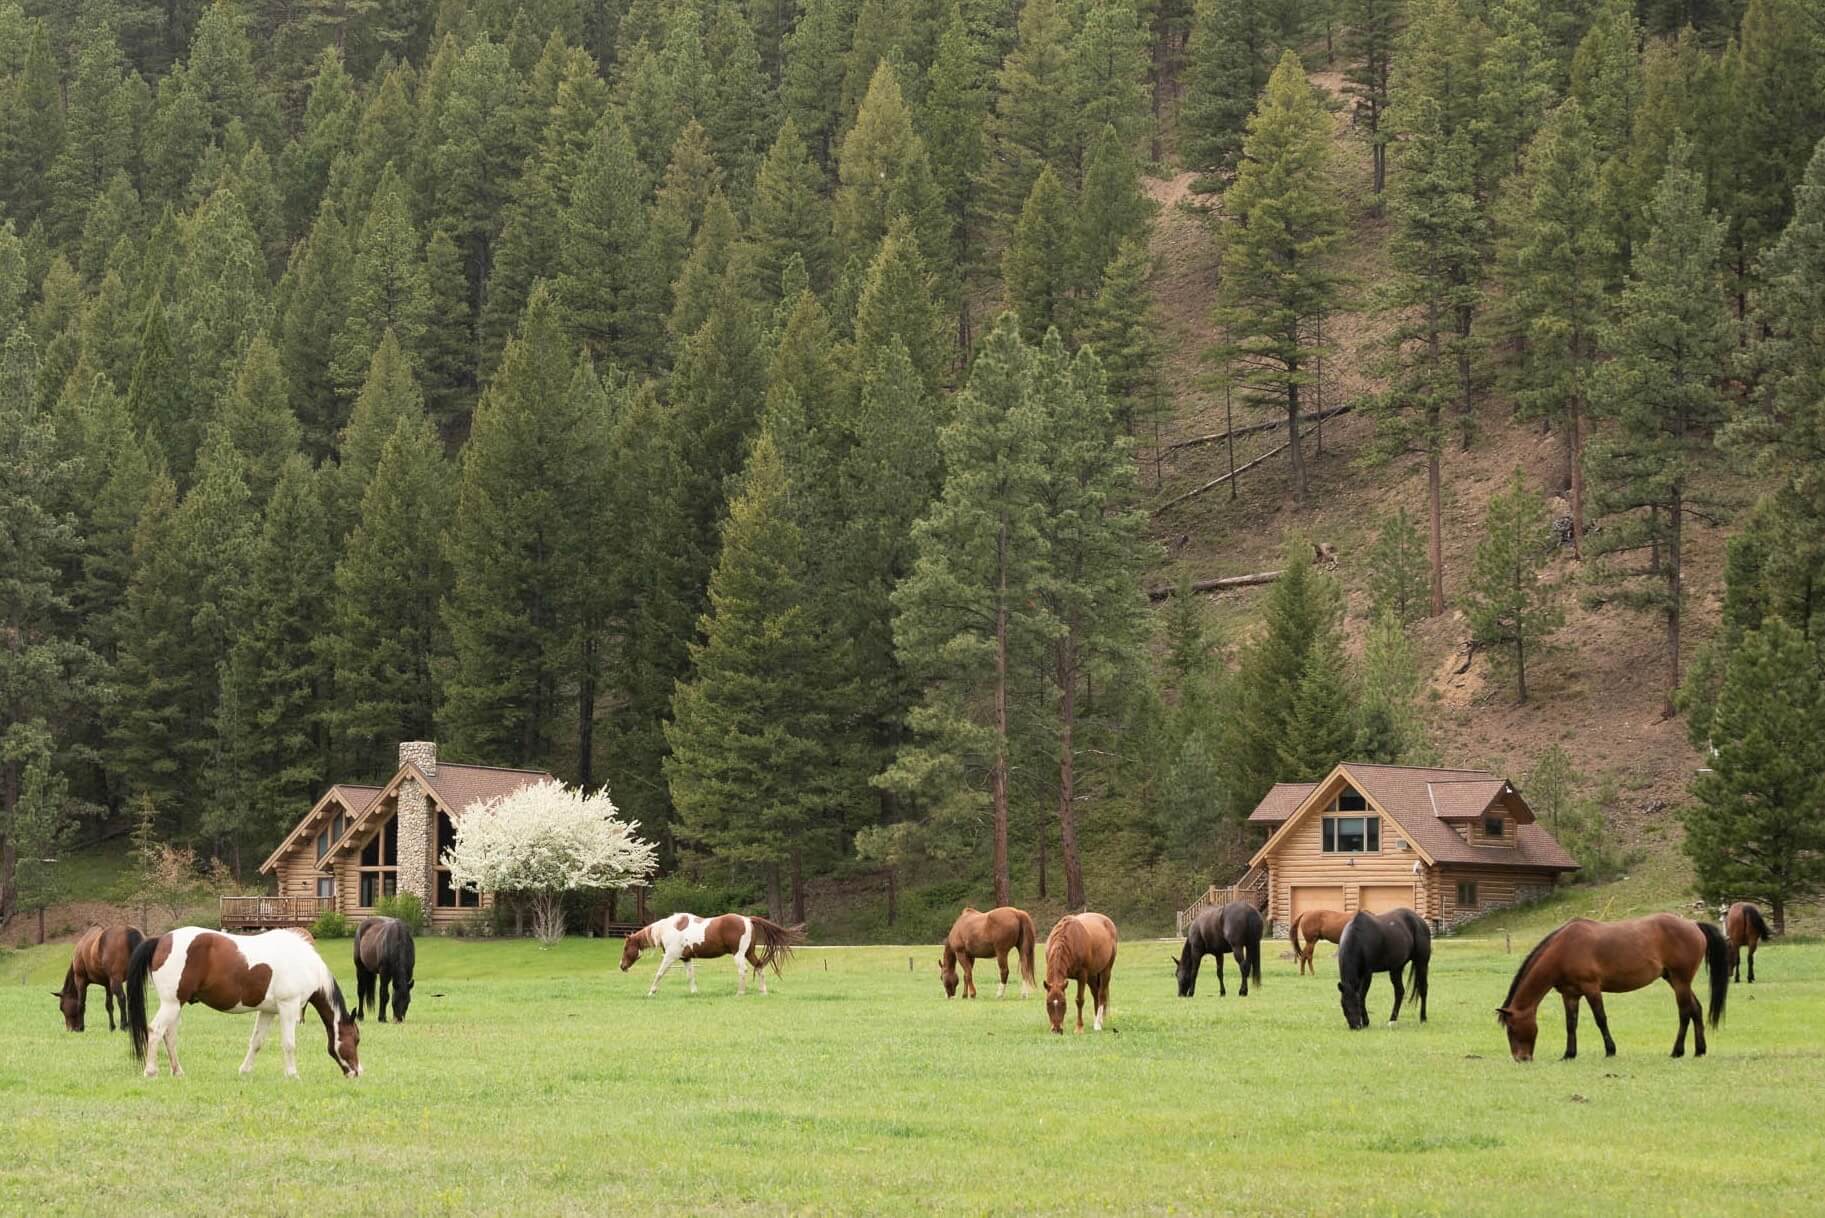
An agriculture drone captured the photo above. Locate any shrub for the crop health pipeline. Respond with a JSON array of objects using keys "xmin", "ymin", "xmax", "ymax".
[
  {"xmin": 448, "ymin": 908, "xmax": 494, "ymax": 938},
  {"xmin": 375, "ymin": 891, "xmax": 427, "ymax": 933},
  {"xmin": 310, "ymin": 910, "xmax": 354, "ymax": 939}
]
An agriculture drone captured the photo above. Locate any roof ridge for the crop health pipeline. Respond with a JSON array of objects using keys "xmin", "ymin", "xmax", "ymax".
[
  {"xmin": 431, "ymin": 761, "xmax": 555, "ymax": 777},
  {"xmin": 1348, "ymin": 762, "xmax": 1496, "ymax": 774}
]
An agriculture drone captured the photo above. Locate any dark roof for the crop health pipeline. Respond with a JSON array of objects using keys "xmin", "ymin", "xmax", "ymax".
[
  {"xmin": 422, "ymin": 763, "xmax": 553, "ymax": 816},
  {"xmin": 1248, "ymin": 763, "xmax": 1578, "ymax": 872}
]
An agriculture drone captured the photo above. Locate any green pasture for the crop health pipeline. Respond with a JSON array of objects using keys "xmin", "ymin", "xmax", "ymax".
[{"xmin": 2, "ymin": 934, "xmax": 1820, "ymax": 1217}]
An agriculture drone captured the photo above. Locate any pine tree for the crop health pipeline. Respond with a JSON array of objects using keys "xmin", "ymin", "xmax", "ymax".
[
  {"xmin": 45, "ymin": 24, "xmax": 138, "ymax": 247},
  {"xmin": 278, "ymin": 48, "xmax": 360, "ymax": 241},
  {"xmin": 331, "ymin": 330, "xmax": 425, "ymax": 525},
  {"xmin": 0, "ymin": 19, "xmax": 63, "ymax": 227},
  {"xmin": 171, "ymin": 187, "xmax": 273, "ymax": 422},
  {"xmin": 1277, "ymin": 634, "xmax": 1359, "ymax": 779},
  {"xmin": 643, "ymin": 120, "xmax": 726, "ymax": 315},
  {"xmin": 1461, "ymin": 470, "xmax": 1562, "ymax": 703},
  {"xmin": 1075, "ymin": 124, "xmax": 1154, "ymax": 299},
  {"xmin": 989, "ymin": 0, "xmax": 1074, "ymax": 220},
  {"xmin": 852, "ymin": 221, "xmax": 951, "ymax": 399},
  {"xmin": 746, "ymin": 119, "xmax": 834, "ymax": 300},
  {"xmin": 1180, "ymin": 0, "xmax": 1273, "ymax": 182},
  {"xmin": 779, "ymin": 0, "xmax": 851, "ymax": 171},
  {"xmin": 1684, "ymin": 618, "xmax": 1825, "ymax": 933},
  {"xmin": 1366, "ymin": 507, "xmax": 1429, "ymax": 626},
  {"xmin": 330, "ymin": 410, "xmax": 452, "ymax": 776},
  {"xmin": 124, "ymin": 293, "xmax": 196, "ymax": 484},
  {"xmin": 1080, "ymin": 236, "xmax": 1162, "ymax": 435},
  {"xmin": 833, "ymin": 63, "xmax": 943, "ymax": 266},
  {"xmin": 1069, "ymin": 0, "xmax": 1152, "ymax": 165},
  {"xmin": 1570, "ymin": 0, "xmax": 1642, "ymax": 280},
  {"xmin": 216, "ymin": 335, "xmax": 303, "ymax": 507},
  {"xmin": 1479, "ymin": 0, "xmax": 1555, "ymax": 179},
  {"xmin": 921, "ymin": 4, "xmax": 989, "ymax": 348},
  {"xmin": 668, "ymin": 193, "xmax": 743, "ymax": 344},
  {"xmin": 1210, "ymin": 53, "xmax": 1346, "ymax": 503},
  {"xmin": 1342, "ymin": 0, "xmax": 1399, "ymax": 198},
  {"xmin": 1356, "ymin": 609, "xmax": 1430, "ymax": 763},
  {"xmin": 1003, "ymin": 166, "xmax": 1075, "ymax": 343},
  {"xmin": 700, "ymin": 0, "xmax": 774, "ymax": 195},
  {"xmin": 331, "ymin": 170, "xmax": 429, "ymax": 398},
  {"xmin": 1586, "ymin": 140, "xmax": 1732, "ymax": 716},
  {"xmin": 276, "ymin": 200, "xmax": 354, "ymax": 456},
  {"xmin": 1493, "ymin": 100, "xmax": 1610, "ymax": 555},
  {"xmin": 557, "ymin": 113, "xmax": 659, "ymax": 369}
]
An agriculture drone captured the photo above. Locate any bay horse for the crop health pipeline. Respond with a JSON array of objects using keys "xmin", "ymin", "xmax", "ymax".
[
  {"xmin": 940, "ymin": 905, "xmax": 1037, "ymax": 998},
  {"xmin": 55, "ymin": 925, "xmax": 144, "ymax": 1032},
  {"xmin": 1174, "ymin": 901, "xmax": 1262, "ymax": 997},
  {"xmin": 354, "ymin": 916, "xmax": 416, "ymax": 1022},
  {"xmin": 619, "ymin": 912, "xmax": 805, "ymax": 996},
  {"xmin": 1724, "ymin": 902, "xmax": 1774, "ymax": 984},
  {"xmin": 1336, "ymin": 908, "xmax": 1431, "ymax": 1029},
  {"xmin": 126, "ymin": 927, "xmax": 361, "ymax": 1079},
  {"xmin": 1289, "ymin": 909, "xmax": 1350, "ymax": 976},
  {"xmin": 1497, "ymin": 915, "xmax": 1729, "ymax": 1061},
  {"xmin": 1044, "ymin": 912, "xmax": 1118, "ymax": 1034}
]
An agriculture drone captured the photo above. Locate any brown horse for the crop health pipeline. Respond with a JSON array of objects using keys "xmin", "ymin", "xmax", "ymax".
[
  {"xmin": 55, "ymin": 925, "xmax": 144, "ymax": 1032},
  {"xmin": 1724, "ymin": 902, "xmax": 1774, "ymax": 984},
  {"xmin": 1289, "ymin": 909, "xmax": 1350, "ymax": 976},
  {"xmin": 1043, "ymin": 913, "xmax": 1118, "ymax": 1034},
  {"xmin": 940, "ymin": 906, "xmax": 1037, "ymax": 999},
  {"xmin": 1496, "ymin": 914, "xmax": 1729, "ymax": 1062}
]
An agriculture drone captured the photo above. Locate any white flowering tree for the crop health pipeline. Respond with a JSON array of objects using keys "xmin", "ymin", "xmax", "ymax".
[{"xmin": 443, "ymin": 780, "xmax": 659, "ymax": 945}]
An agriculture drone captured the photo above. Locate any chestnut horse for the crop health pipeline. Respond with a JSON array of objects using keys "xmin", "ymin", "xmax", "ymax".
[
  {"xmin": 940, "ymin": 906, "xmax": 1037, "ymax": 998},
  {"xmin": 1044, "ymin": 913, "xmax": 1118, "ymax": 1034},
  {"xmin": 619, "ymin": 912, "xmax": 805, "ymax": 996},
  {"xmin": 55, "ymin": 925, "xmax": 143, "ymax": 1032},
  {"xmin": 1724, "ymin": 902, "xmax": 1774, "ymax": 984},
  {"xmin": 126, "ymin": 927, "xmax": 361, "ymax": 1079},
  {"xmin": 1496, "ymin": 914, "xmax": 1729, "ymax": 1062},
  {"xmin": 1289, "ymin": 909, "xmax": 1350, "ymax": 975},
  {"xmin": 1174, "ymin": 901, "xmax": 1261, "ymax": 997}
]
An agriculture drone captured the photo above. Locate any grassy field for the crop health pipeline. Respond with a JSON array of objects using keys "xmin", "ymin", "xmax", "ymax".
[{"xmin": 2, "ymin": 933, "xmax": 1820, "ymax": 1217}]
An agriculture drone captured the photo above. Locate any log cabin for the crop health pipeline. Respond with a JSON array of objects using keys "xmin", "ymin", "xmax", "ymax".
[
  {"xmin": 1240, "ymin": 762, "xmax": 1578, "ymax": 935},
  {"xmin": 233, "ymin": 741, "xmax": 553, "ymax": 932}
]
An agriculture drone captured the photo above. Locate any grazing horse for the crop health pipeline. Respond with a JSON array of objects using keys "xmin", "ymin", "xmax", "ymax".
[
  {"xmin": 1496, "ymin": 915, "xmax": 1729, "ymax": 1061},
  {"xmin": 1289, "ymin": 909, "xmax": 1350, "ymax": 976},
  {"xmin": 354, "ymin": 916, "xmax": 416, "ymax": 1022},
  {"xmin": 1336, "ymin": 909, "xmax": 1431, "ymax": 1030},
  {"xmin": 126, "ymin": 927, "xmax": 361, "ymax": 1079},
  {"xmin": 1044, "ymin": 913, "xmax": 1118, "ymax": 1034},
  {"xmin": 940, "ymin": 906, "xmax": 1038, "ymax": 999},
  {"xmin": 1724, "ymin": 902, "xmax": 1774, "ymax": 984},
  {"xmin": 619, "ymin": 912, "xmax": 805, "ymax": 996},
  {"xmin": 55, "ymin": 925, "xmax": 144, "ymax": 1032},
  {"xmin": 1174, "ymin": 901, "xmax": 1262, "ymax": 998}
]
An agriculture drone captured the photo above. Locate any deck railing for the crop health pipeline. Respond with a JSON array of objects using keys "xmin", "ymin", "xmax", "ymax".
[
  {"xmin": 1174, "ymin": 865, "xmax": 1269, "ymax": 936},
  {"xmin": 220, "ymin": 895, "xmax": 334, "ymax": 930}
]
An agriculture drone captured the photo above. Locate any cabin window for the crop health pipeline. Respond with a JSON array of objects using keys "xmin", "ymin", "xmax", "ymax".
[
  {"xmin": 316, "ymin": 877, "xmax": 335, "ymax": 899},
  {"xmin": 1483, "ymin": 815, "xmax": 1504, "ymax": 839},
  {"xmin": 359, "ymin": 870, "xmax": 398, "ymax": 906},
  {"xmin": 435, "ymin": 813, "xmax": 479, "ymax": 908},
  {"xmin": 315, "ymin": 827, "xmax": 331, "ymax": 859},
  {"xmin": 1338, "ymin": 787, "xmax": 1367, "ymax": 812},
  {"xmin": 357, "ymin": 815, "xmax": 399, "ymax": 906},
  {"xmin": 1322, "ymin": 815, "xmax": 1379, "ymax": 853},
  {"xmin": 1457, "ymin": 882, "xmax": 1478, "ymax": 907},
  {"xmin": 332, "ymin": 813, "xmax": 346, "ymax": 842}
]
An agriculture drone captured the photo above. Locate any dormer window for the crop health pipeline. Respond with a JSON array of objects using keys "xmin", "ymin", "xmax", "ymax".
[{"xmin": 1484, "ymin": 815, "xmax": 1504, "ymax": 839}]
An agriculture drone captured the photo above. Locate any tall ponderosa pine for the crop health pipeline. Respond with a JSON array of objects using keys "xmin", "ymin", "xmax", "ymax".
[
  {"xmin": 1342, "ymin": 0, "xmax": 1399, "ymax": 198},
  {"xmin": 1180, "ymin": 0, "xmax": 1274, "ymax": 182},
  {"xmin": 1366, "ymin": 506, "xmax": 1429, "ymax": 626},
  {"xmin": 989, "ymin": 0, "xmax": 1074, "ymax": 221},
  {"xmin": 1461, "ymin": 471, "xmax": 1562, "ymax": 703},
  {"xmin": 1003, "ymin": 167, "xmax": 1075, "ymax": 344}
]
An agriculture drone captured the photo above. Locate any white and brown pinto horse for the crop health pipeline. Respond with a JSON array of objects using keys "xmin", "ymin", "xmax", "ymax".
[
  {"xmin": 1044, "ymin": 913, "xmax": 1119, "ymax": 1034},
  {"xmin": 126, "ymin": 927, "xmax": 361, "ymax": 1079},
  {"xmin": 619, "ymin": 912, "xmax": 805, "ymax": 996}
]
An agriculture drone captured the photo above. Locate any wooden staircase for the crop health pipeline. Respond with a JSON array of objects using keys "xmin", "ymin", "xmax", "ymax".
[{"xmin": 1175, "ymin": 865, "xmax": 1269, "ymax": 936}]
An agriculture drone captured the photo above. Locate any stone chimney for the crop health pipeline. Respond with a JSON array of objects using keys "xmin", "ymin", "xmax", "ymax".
[{"xmin": 394, "ymin": 741, "xmax": 437, "ymax": 905}]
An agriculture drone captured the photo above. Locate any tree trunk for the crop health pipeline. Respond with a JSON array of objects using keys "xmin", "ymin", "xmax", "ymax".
[
  {"xmin": 767, "ymin": 862, "xmax": 785, "ymax": 923},
  {"xmin": 1428, "ymin": 447, "xmax": 1445, "ymax": 617},
  {"xmin": 1037, "ymin": 828, "xmax": 1047, "ymax": 901},
  {"xmin": 885, "ymin": 868, "xmax": 896, "ymax": 927},
  {"xmin": 1455, "ymin": 301, "xmax": 1475, "ymax": 450},
  {"xmin": 0, "ymin": 757, "xmax": 18, "ymax": 925},
  {"xmin": 1772, "ymin": 898, "xmax": 1785, "ymax": 935},
  {"xmin": 790, "ymin": 848, "xmax": 806, "ymax": 924},
  {"xmin": 1514, "ymin": 561, "xmax": 1529, "ymax": 704},
  {"xmin": 576, "ymin": 632, "xmax": 597, "ymax": 789},
  {"xmin": 1665, "ymin": 487, "xmax": 1682, "ymax": 719},
  {"xmin": 1568, "ymin": 395, "xmax": 1585, "ymax": 559},
  {"xmin": 1286, "ymin": 378, "xmax": 1307, "ymax": 502},
  {"xmin": 1057, "ymin": 629, "xmax": 1086, "ymax": 912},
  {"xmin": 991, "ymin": 521, "xmax": 1012, "ymax": 909}
]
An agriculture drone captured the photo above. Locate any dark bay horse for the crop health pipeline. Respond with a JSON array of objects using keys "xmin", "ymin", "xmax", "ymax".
[
  {"xmin": 1497, "ymin": 914, "xmax": 1729, "ymax": 1061},
  {"xmin": 354, "ymin": 916, "xmax": 416, "ymax": 1022},
  {"xmin": 56, "ymin": 925, "xmax": 144, "ymax": 1031},
  {"xmin": 1044, "ymin": 913, "xmax": 1118, "ymax": 1034},
  {"xmin": 1175, "ymin": 901, "xmax": 1262, "ymax": 997},
  {"xmin": 1336, "ymin": 909, "xmax": 1430, "ymax": 1029},
  {"xmin": 1290, "ymin": 909, "xmax": 1350, "ymax": 976},
  {"xmin": 1724, "ymin": 902, "xmax": 1774, "ymax": 984},
  {"xmin": 127, "ymin": 927, "xmax": 360, "ymax": 1078},
  {"xmin": 940, "ymin": 906, "xmax": 1038, "ymax": 998}
]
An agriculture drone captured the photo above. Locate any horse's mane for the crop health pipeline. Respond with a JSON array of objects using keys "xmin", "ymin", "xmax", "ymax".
[
  {"xmin": 1498, "ymin": 923, "xmax": 1567, "ymax": 1019},
  {"xmin": 325, "ymin": 977, "xmax": 353, "ymax": 1020}
]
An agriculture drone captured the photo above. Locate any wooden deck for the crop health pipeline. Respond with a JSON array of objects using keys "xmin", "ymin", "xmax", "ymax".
[
  {"xmin": 220, "ymin": 895, "xmax": 334, "ymax": 930},
  {"xmin": 1175, "ymin": 866, "xmax": 1270, "ymax": 936}
]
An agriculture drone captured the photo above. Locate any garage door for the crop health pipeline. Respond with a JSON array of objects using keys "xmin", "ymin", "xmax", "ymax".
[
  {"xmin": 1290, "ymin": 885, "xmax": 1345, "ymax": 920},
  {"xmin": 1359, "ymin": 884, "xmax": 1415, "ymax": 914}
]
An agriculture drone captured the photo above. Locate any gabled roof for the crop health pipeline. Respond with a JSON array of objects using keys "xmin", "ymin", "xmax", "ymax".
[
  {"xmin": 258, "ymin": 785, "xmax": 382, "ymax": 875},
  {"xmin": 1247, "ymin": 763, "xmax": 1578, "ymax": 872},
  {"xmin": 318, "ymin": 759, "xmax": 553, "ymax": 869}
]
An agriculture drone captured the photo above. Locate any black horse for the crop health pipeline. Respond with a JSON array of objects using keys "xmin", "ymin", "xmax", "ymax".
[
  {"xmin": 1336, "ymin": 908, "xmax": 1430, "ymax": 1029},
  {"xmin": 354, "ymin": 916, "xmax": 416, "ymax": 1022},
  {"xmin": 1174, "ymin": 901, "xmax": 1264, "ymax": 997}
]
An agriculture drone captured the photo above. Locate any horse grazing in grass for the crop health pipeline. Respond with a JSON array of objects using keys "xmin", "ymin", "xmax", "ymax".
[
  {"xmin": 1336, "ymin": 909, "xmax": 1430, "ymax": 1030},
  {"xmin": 620, "ymin": 913, "xmax": 805, "ymax": 996},
  {"xmin": 940, "ymin": 906, "xmax": 1037, "ymax": 998},
  {"xmin": 55, "ymin": 925, "xmax": 144, "ymax": 1032},
  {"xmin": 1496, "ymin": 915, "xmax": 1728, "ymax": 1062},
  {"xmin": 1175, "ymin": 901, "xmax": 1262, "ymax": 998},
  {"xmin": 354, "ymin": 916, "xmax": 416, "ymax": 1022},
  {"xmin": 1724, "ymin": 902, "xmax": 1774, "ymax": 984},
  {"xmin": 126, "ymin": 927, "xmax": 361, "ymax": 1079},
  {"xmin": 1044, "ymin": 913, "xmax": 1118, "ymax": 1034},
  {"xmin": 1290, "ymin": 909, "xmax": 1350, "ymax": 976}
]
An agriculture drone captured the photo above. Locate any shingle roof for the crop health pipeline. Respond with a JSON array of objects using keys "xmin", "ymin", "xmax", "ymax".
[
  {"xmin": 257, "ymin": 784, "xmax": 383, "ymax": 874},
  {"xmin": 422, "ymin": 763, "xmax": 553, "ymax": 815},
  {"xmin": 1248, "ymin": 762, "xmax": 1578, "ymax": 872}
]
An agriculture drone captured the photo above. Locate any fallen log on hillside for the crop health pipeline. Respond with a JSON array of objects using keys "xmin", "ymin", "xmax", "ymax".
[
  {"xmin": 1153, "ymin": 442, "xmax": 1286, "ymax": 513},
  {"xmin": 1146, "ymin": 570, "xmax": 1283, "ymax": 601},
  {"xmin": 1163, "ymin": 404, "xmax": 1355, "ymax": 456}
]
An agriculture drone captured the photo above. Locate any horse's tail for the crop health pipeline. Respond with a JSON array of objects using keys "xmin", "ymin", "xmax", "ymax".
[
  {"xmin": 1744, "ymin": 904, "xmax": 1774, "ymax": 941},
  {"xmin": 748, "ymin": 917, "xmax": 806, "ymax": 976},
  {"xmin": 125, "ymin": 934, "xmax": 160, "ymax": 1061},
  {"xmin": 1289, "ymin": 914, "xmax": 1306, "ymax": 965},
  {"xmin": 123, "ymin": 926, "xmax": 144, "ymax": 955},
  {"xmin": 1248, "ymin": 914, "xmax": 1263, "ymax": 986},
  {"xmin": 1699, "ymin": 920, "xmax": 1729, "ymax": 1029},
  {"xmin": 1017, "ymin": 911, "xmax": 1038, "ymax": 990}
]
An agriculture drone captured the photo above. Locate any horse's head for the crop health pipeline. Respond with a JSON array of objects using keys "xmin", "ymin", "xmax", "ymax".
[
  {"xmin": 1338, "ymin": 979, "xmax": 1369, "ymax": 1030},
  {"xmin": 1044, "ymin": 979, "xmax": 1068, "ymax": 1034},
  {"xmin": 1173, "ymin": 952, "xmax": 1197, "ymax": 998},
  {"xmin": 54, "ymin": 986, "xmax": 82, "ymax": 1032},
  {"xmin": 391, "ymin": 977, "xmax": 413, "ymax": 1023},
  {"xmin": 330, "ymin": 1006, "xmax": 362, "ymax": 1078},
  {"xmin": 939, "ymin": 955, "xmax": 959, "ymax": 998},
  {"xmin": 1495, "ymin": 1006, "xmax": 1536, "ymax": 1062},
  {"xmin": 619, "ymin": 931, "xmax": 646, "ymax": 972}
]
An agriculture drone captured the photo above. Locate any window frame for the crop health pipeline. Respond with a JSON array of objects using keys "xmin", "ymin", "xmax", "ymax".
[
  {"xmin": 434, "ymin": 812, "xmax": 480, "ymax": 908},
  {"xmin": 1321, "ymin": 814, "xmax": 1380, "ymax": 854},
  {"xmin": 1456, "ymin": 881, "xmax": 1479, "ymax": 907},
  {"xmin": 1483, "ymin": 815, "xmax": 1505, "ymax": 840},
  {"xmin": 316, "ymin": 876, "xmax": 335, "ymax": 900}
]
